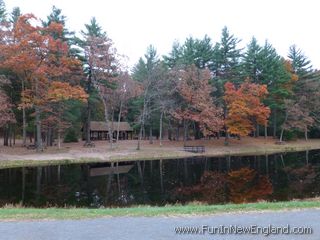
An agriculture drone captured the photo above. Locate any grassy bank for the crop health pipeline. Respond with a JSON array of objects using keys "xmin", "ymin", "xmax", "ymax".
[
  {"xmin": 1, "ymin": 200, "xmax": 320, "ymax": 220},
  {"xmin": 1, "ymin": 138, "xmax": 320, "ymax": 169}
]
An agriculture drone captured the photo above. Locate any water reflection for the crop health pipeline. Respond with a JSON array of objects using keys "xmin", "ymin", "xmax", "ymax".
[{"xmin": 0, "ymin": 150, "xmax": 319, "ymax": 207}]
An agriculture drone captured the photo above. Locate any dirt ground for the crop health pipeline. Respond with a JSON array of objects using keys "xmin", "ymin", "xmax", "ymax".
[{"xmin": 0, "ymin": 137, "xmax": 319, "ymax": 167}]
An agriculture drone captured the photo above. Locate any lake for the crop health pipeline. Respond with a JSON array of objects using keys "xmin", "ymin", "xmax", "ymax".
[{"xmin": 0, "ymin": 150, "xmax": 319, "ymax": 207}]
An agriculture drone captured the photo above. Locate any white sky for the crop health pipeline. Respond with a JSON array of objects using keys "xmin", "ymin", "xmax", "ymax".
[{"xmin": 5, "ymin": 0, "xmax": 320, "ymax": 70}]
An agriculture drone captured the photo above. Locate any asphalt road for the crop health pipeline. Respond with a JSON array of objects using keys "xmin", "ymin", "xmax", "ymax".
[{"xmin": 0, "ymin": 209, "xmax": 319, "ymax": 240}]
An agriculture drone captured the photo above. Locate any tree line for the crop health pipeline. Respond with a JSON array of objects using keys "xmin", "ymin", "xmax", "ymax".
[{"xmin": 0, "ymin": 2, "xmax": 319, "ymax": 151}]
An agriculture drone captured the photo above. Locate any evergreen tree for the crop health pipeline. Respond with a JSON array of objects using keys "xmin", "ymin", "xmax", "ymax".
[
  {"xmin": 288, "ymin": 45, "xmax": 312, "ymax": 76},
  {"xmin": 163, "ymin": 41, "xmax": 183, "ymax": 69},
  {"xmin": 0, "ymin": 0, "xmax": 6, "ymax": 22},
  {"xmin": 213, "ymin": 26, "xmax": 242, "ymax": 82},
  {"xmin": 10, "ymin": 7, "xmax": 21, "ymax": 25},
  {"xmin": 164, "ymin": 36, "xmax": 214, "ymax": 69},
  {"xmin": 77, "ymin": 18, "xmax": 106, "ymax": 144},
  {"xmin": 42, "ymin": 5, "xmax": 75, "ymax": 43},
  {"xmin": 259, "ymin": 42, "xmax": 292, "ymax": 137},
  {"xmin": 242, "ymin": 37, "xmax": 262, "ymax": 83},
  {"xmin": 210, "ymin": 27, "xmax": 242, "ymax": 104},
  {"xmin": 286, "ymin": 45, "xmax": 319, "ymax": 139}
]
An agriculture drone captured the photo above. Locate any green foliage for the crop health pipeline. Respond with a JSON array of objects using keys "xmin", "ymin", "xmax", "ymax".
[
  {"xmin": 288, "ymin": 45, "xmax": 312, "ymax": 76},
  {"xmin": 210, "ymin": 27, "xmax": 242, "ymax": 104},
  {"xmin": 64, "ymin": 128, "xmax": 79, "ymax": 143},
  {"xmin": 164, "ymin": 35, "xmax": 214, "ymax": 69},
  {"xmin": 10, "ymin": 7, "xmax": 20, "ymax": 24},
  {"xmin": 283, "ymin": 130, "xmax": 298, "ymax": 141},
  {"xmin": 0, "ymin": 0, "xmax": 6, "ymax": 22}
]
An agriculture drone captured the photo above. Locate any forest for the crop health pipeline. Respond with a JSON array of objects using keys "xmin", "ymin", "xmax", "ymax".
[{"xmin": 0, "ymin": 1, "xmax": 320, "ymax": 152}]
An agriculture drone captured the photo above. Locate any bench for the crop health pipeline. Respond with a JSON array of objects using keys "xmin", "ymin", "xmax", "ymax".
[
  {"xmin": 183, "ymin": 145, "xmax": 205, "ymax": 153},
  {"xmin": 27, "ymin": 144, "xmax": 36, "ymax": 150},
  {"xmin": 83, "ymin": 142, "xmax": 95, "ymax": 147}
]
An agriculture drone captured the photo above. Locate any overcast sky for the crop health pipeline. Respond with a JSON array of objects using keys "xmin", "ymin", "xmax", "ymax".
[{"xmin": 5, "ymin": 0, "xmax": 320, "ymax": 69}]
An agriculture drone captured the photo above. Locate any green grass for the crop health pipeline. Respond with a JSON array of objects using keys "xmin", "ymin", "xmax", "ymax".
[{"xmin": 1, "ymin": 200, "xmax": 320, "ymax": 220}]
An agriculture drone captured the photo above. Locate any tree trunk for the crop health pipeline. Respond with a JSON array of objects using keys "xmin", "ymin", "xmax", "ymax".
[
  {"xmin": 264, "ymin": 125, "xmax": 267, "ymax": 139},
  {"xmin": 86, "ymin": 102, "xmax": 91, "ymax": 144},
  {"xmin": 149, "ymin": 126, "xmax": 153, "ymax": 144},
  {"xmin": 137, "ymin": 95, "xmax": 147, "ymax": 150},
  {"xmin": 102, "ymin": 98, "xmax": 113, "ymax": 149},
  {"xmin": 57, "ymin": 131, "xmax": 61, "ymax": 149},
  {"xmin": 159, "ymin": 111, "xmax": 163, "ymax": 147},
  {"xmin": 168, "ymin": 119, "xmax": 172, "ymax": 140},
  {"xmin": 176, "ymin": 126, "xmax": 180, "ymax": 141},
  {"xmin": 35, "ymin": 77, "xmax": 42, "ymax": 152},
  {"xmin": 256, "ymin": 124, "xmax": 260, "ymax": 137},
  {"xmin": 35, "ymin": 105, "xmax": 42, "ymax": 152},
  {"xmin": 279, "ymin": 128, "xmax": 285, "ymax": 142},
  {"xmin": 304, "ymin": 128, "xmax": 308, "ymax": 141},
  {"xmin": 194, "ymin": 122, "xmax": 201, "ymax": 139},
  {"xmin": 183, "ymin": 120, "xmax": 187, "ymax": 146},
  {"xmin": 137, "ymin": 126, "xmax": 143, "ymax": 150},
  {"xmin": 116, "ymin": 101, "xmax": 123, "ymax": 143},
  {"xmin": 273, "ymin": 110, "xmax": 277, "ymax": 138},
  {"xmin": 13, "ymin": 126, "xmax": 16, "ymax": 145},
  {"xmin": 85, "ymin": 75, "xmax": 92, "ymax": 145},
  {"xmin": 279, "ymin": 111, "xmax": 288, "ymax": 142},
  {"xmin": 9, "ymin": 124, "xmax": 12, "ymax": 146},
  {"xmin": 224, "ymin": 131, "xmax": 229, "ymax": 146},
  {"xmin": 3, "ymin": 125, "xmax": 8, "ymax": 146},
  {"xmin": 22, "ymin": 79, "xmax": 27, "ymax": 146}
]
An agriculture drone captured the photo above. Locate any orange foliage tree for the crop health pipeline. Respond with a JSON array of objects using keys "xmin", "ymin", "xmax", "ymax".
[
  {"xmin": 173, "ymin": 65, "xmax": 224, "ymax": 139},
  {"xmin": 0, "ymin": 90, "xmax": 16, "ymax": 127},
  {"xmin": 224, "ymin": 80, "xmax": 271, "ymax": 138},
  {"xmin": 46, "ymin": 82, "xmax": 88, "ymax": 148},
  {"xmin": 0, "ymin": 14, "xmax": 86, "ymax": 151}
]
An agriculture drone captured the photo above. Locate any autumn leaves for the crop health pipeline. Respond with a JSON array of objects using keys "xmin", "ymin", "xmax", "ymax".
[
  {"xmin": 224, "ymin": 81, "xmax": 270, "ymax": 137},
  {"xmin": 0, "ymin": 14, "xmax": 88, "ymax": 150},
  {"xmin": 174, "ymin": 65, "xmax": 270, "ymax": 140}
]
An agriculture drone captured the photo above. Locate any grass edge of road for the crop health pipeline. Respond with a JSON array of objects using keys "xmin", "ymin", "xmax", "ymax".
[{"xmin": 0, "ymin": 200, "xmax": 320, "ymax": 220}]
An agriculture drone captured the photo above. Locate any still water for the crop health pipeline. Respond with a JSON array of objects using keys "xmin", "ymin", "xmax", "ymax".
[{"xmin": 0, "ymin": 150, "xmax": 319, "ymax": 207}]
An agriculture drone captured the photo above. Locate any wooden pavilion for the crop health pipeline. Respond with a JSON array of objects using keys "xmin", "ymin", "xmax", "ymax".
[{"xmin": 89, "ymin": 121, "xmax": 133, "ymax": 140}]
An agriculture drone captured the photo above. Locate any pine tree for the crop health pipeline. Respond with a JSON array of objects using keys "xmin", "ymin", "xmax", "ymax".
[
  {"xmin": 214, "ymin": 26, "xmax": 242, "ymax": 82},
  {"xmin": 10, "ymin": 7, "xmax": 21, "ymax": 25},
  {"xmin": 288, "ymin": 45, "xmax": 312, "ymax": 76},
  {"xmin": 77, "ymin": 17, "xmax": 106, "ymax": 145},
  {"xmin": 132, "ymin": 45, "xmax": 162, "ymax": 149},
  {"xmin": 0, "ymin": 0, "xmax": 6, "ymax": 22},
  {"xmin": 242, "ymin": 37, "xmax": 262, "ymax": 83},
  {"xmin": 164, "ymin": 36, "xmax": 214, "ymax": 69},
  {"xmin": 259, "ymin": 41, "xmax": 292, "ymax": 137}
]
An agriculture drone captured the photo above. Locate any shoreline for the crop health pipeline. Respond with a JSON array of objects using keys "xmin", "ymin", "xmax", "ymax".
[{"xmin": 0, "ymin": 138, "xmax": 319, "ymax": 169}]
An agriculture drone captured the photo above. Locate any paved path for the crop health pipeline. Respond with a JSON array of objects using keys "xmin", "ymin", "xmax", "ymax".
[{"xmin": 0, "ymin": 209, "xmax": 319, "ymax": 240}]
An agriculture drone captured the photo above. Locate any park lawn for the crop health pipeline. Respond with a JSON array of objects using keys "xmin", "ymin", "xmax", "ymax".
[
  {"xmin": 0, "ymin": 137, "xmax": 320, "ymax": 169},
  {"xmin": 0, "ymin": 200, "xmax": 320, "ymax": 220}
]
